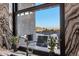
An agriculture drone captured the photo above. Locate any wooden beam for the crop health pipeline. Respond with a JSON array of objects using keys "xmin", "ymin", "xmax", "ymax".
[
  {"xmin": 15, "ymin": 3, "xmax": 59, "ymax": 14},
  {"xmin": 12, "ymin": 3, "xmax": 18, "ymax": 36},
  {"xmin": 60, "ymin": 3, "xmax": 65, "ymax": 56}
]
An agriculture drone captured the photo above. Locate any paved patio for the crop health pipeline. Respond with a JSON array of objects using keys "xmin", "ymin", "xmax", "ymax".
[{"xmin": 0, "ymin": 47, "xmax": 38, "ymax": 56}]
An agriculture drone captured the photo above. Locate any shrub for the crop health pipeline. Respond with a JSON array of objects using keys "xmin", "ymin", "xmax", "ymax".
[{"xmin": 48, "ymin": 36, "xmax": 56, "ymax": 52}]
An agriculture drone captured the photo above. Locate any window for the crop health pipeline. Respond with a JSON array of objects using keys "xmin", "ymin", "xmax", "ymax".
[
  {"xmin": 35, "ymin": 5, "xmax": 60, "ymax": 54},
  {"xmin": 36, "ymin": 36, "xmax": 48, "ymax": 47},
  {"xmin": 15, "ymin": 3, "xmax": 65, "ymax": 55}
]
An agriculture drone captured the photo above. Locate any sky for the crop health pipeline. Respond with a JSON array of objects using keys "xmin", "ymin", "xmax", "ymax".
[{"xmin": 35, "ymin": 3, "xmax": 60, "ymax": 29}]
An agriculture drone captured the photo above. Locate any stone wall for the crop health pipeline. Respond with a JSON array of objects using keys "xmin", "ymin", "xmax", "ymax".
[
  {"xmin": 0, "ymin": 3, "xmax": 12, "ymax": 49},
  {"xmin": 65, "ymin": 3, "xmax": 79, "ymax": 56}
]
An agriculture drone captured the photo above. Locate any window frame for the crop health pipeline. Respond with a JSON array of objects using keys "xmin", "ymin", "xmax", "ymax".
[{"xmin": 12, "ymin": 3, "xmax": 65, "ymax": 56}]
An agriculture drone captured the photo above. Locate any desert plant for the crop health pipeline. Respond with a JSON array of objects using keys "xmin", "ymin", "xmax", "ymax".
[
  {"xmin": 48, "ymin": 36, "xmax": 56, "ymax": 55},
  {"xmin": 10, "ymin": 36, "xmax": 19, "ymax": 52},
  {"xmin": 10, "ymin": 36, "xmax": 19, "ymax": 45}
]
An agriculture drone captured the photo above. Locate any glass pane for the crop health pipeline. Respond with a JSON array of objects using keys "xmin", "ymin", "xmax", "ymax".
[
  {"xmin": 36, "ymin": 36, "xmax": 48, "ymax": 47},
  {"xmin": 16, "ymin": 3, "xmax": 61, "ymax": 55},
  {"xmin": 35, "ymin": 5, "xmax": 60, "ymax": 55}
]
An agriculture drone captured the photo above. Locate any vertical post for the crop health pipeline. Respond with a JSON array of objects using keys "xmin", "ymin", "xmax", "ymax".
[
  {"xmin": 60, "ymin": 3, "xmax": 65, "ymax": 56},
  {"xmin": 25, "ymin": 35, "xmax": 29, "ymax": 56},
  {"xmin": 12, "ymin": 3, "xmax": 18, "ymax": 36}
]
